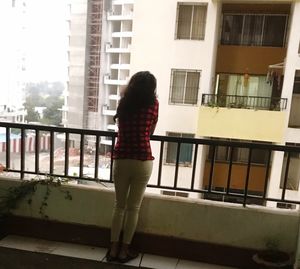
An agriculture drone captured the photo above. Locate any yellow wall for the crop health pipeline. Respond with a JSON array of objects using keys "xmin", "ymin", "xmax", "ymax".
[{"xmin": 197, "ymin": 107, "xmax": 286, "ymax": 143}]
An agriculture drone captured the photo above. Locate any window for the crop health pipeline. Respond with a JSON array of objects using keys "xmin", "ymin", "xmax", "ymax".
[
  {"xmin": 216, "ymin": 73, "xmax": 273, "ymax": 109},
  {"xmin": 161, "ymin": 190, "xmax": 189, "ymax": 198},
  {"xmin": 293, "ymin": 70, "xmax": 300, "ymax": 94},
  {"xmin": 207, "ymin": 139, "xmax": 270, "ymax": 165},
  {"xmin": 221, "ymin": 14, "xmax": 288, "ymax": 47},
  {"xmin": 170, "ymin": 69, "xmax": 200, "ymax": 105},
  {"xmin": 280, "ymin": 143, "xmax": 300, "ymax": 191},
  {"xmin": 176, "ymin": 3, "xmax": 207, "ymax": 40},
  {"xmin": 277, "ymin": 202, "xmax": 296, "ymax": 210},
  {"xmin": 166, "ymin": 132, "xmax": 194, "ymax": 164}
]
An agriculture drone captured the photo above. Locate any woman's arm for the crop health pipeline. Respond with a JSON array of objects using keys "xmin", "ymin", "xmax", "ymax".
[{"xmin": 150, "ymin": 99, "xmax": 159, "ymax": 135}]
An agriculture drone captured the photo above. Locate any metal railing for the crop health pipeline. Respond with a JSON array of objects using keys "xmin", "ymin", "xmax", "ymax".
[
  {"xmin": 0, "ymin": 122, "xmax": 300, "ymax": 207},
  {"xmin": 202, "ymin": 94, "xmax": 288, "ymax": 111}
]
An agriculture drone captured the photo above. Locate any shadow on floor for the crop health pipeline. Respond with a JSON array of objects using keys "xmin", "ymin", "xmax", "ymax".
[{"xmin": 0, "ymin": 247, "xmax": 151, "ymax": 269}]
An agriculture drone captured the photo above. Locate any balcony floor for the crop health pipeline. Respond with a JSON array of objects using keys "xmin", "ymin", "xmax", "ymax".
[{"xmin": 0, "ymin": 235, "xmax": 237, "ymax": 269}]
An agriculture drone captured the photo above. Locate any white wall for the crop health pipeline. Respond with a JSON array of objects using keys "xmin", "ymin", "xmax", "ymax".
[
  {"xmin": 130, "ymin": 0, "xmax": 220, "ymax": 136},
  {"xmin": 268, "ymin": 2, "xmax": 300, "ymax": 205},
  {"xmin": 130, "ymin": 0, "xmax": 221, "ymax": 195}
]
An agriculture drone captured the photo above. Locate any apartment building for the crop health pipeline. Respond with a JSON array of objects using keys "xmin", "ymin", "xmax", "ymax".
[{"xmin": 66, "ymin": 0, "xmax": 300, "ymax": 208}]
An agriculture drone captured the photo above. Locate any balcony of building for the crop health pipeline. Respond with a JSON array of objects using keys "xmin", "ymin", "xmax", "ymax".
[
  {"xmin": 112, "ymin": 0, "xmax": 134, "ymax": 5},
  {"xmin": 111, "ymin": 31, "xmax": 133, "ymax": 38},
  {"xmin": 107, "ymin": 124, "xmax": 118, "ymax": 132},
  {"xmin": 198, "ymin": 89, "xmax": 287, "ymax": 143},
  {"xmin": 216, "ymin": 3, "xmax": 289, "ymax": 87},
  {"xmin": 288, "ymin": 70, "xmax": 300, "ymax": 129},
  {"xmin": 110, "ymin": 63, "xmax": 130, "ymax": 70},
  {"xmin": 105, "ymin": 42, "xmax": 131, "ymax": 54},
  {"xmin": 108, "ymin": 94, "xmax": 120, "ymax": 101},
  {"xmin": 0, "ymin": 122, "xmax": 299, "ymax": 268},
  {"xmin": 107, "ymin": 11, "xmax": 133, "ymax": 21},
  {"xmin": 104, "ymin": 75, "xmax": 128, "ymax": 86},
  {"xmin": 102, "ymin": 105, "xmax": 116, "ymax": 116}
]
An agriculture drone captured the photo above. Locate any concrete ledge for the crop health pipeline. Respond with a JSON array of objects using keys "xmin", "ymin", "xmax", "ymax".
[{"xmin": 0, "ymin": 176, "xmax": 299, "ymax": 263}]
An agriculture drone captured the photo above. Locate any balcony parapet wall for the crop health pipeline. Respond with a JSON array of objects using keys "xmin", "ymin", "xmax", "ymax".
[{"xmin": 0, "ymin": 176, "xmax": 298, "ymax": 255}]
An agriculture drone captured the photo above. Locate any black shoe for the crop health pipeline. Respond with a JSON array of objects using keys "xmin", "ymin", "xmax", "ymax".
[
  {"xmin": 118, "ymin": 250, "xmax": 139, "ymax": 263},
  {"xmin": 105, "ymin": 249, "xmax": 118, "ymax": 262}
]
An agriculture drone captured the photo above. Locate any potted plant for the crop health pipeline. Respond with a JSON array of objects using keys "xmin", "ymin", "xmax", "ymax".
[{"xmin": 253, "ymin": 238, "xmax": 292, "ymax": 268}]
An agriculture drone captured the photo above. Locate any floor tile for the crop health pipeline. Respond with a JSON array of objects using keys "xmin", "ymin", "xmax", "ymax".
[
  {"xmin": 0, "ymin": 235, "xmax": 58, "ymax": 253},
  {"xmin": 0, "ymin": 235, "xmax": 107, "ymax": 261},
  {"xmin": 141, "ymin": 254, "xmax": 178, "ymax": 269},
  {"xmin": 176, "ymin": 259, "xmax": 238, "ymax": 269},
  {"xmin": 52, "ymin": 241, "xmax": 106, "ymax": 261}
]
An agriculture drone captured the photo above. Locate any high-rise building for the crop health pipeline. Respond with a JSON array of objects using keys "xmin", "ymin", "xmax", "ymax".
[
  {"xmin": 66, "ymin": 0, "xmax": 300, "ymax": 208},
  {"xmin": 0, "ymin": 0, "xmax": 27, "ymax": 123}
]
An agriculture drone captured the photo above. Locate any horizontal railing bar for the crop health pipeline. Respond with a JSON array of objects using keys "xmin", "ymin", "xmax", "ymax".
[
  {"xmin": 1, "ymin": 121, "xmax": 300, "ymax": 207},
  {"xmin": 201, "ymin": 93, "xmax": 288, "ymax": 110},
  {"xmin": 1, "ymin": 121, "xmax": 299, "ymax": 152}
]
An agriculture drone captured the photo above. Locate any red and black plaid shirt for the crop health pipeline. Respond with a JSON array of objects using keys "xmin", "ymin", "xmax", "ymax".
[{"xmin": 113, "ymin": 99, "xmax": 159, "ymax": 161}]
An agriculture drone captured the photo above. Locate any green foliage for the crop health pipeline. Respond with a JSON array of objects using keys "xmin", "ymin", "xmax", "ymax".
[
  {"xmin": 0, "ymin": 176, "xmax": 72, "ymax": 219},
  {"xmin": 24, "ymin": 81, "xmax": 64, "ymax": 126}
]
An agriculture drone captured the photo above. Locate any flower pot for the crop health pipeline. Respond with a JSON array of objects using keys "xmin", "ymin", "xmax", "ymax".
[{"xmin": 253, "ymin": 250, "xmax": 291, "ymax": 269}]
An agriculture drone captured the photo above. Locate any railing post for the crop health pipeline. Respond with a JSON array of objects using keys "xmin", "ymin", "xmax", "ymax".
[
  {"xmin": 243, "ymin": 148, "xmax": 252, "ymax": 207},
  {"xmin": 190, "ymin": 144, "xmax": 198, "ymax": 190},
  {"xmin": 94, "ymin": 135, "xmax": 100, "ymax": 179},
  {"xmin": 5, "ymin": 127, "xmax": 10, "ymax": 170},
  {"xmin": 20, "ymin": 128, "xmax": 25, "ymax": 179},
  {"xmin": 174, "ymin": 142, "xmax": 181, "ymax": 189},
  {"xmin": 35, "ymin": 129, "xmax": 40, "ymax": 174},
  {"xmin": 49, "ymin": 131, "xmax": 54, "ymax": 175},
  {"xmin": 281, "ymin": 152, "xmax": 291, "ymax": 201},
  {"xmin": 109, "ymin": 136, "xmax": 115, "ymax": 182},
  {"xmin": 64, "ymin": 133, "xmax": 69, "ymax": 177},
  {"xmin": 157, "ymin": 141, "xmax": 164, "ymax": 187},
  {"xmin": 79, "ymin": 134, "xmax": 84, "ymax": 178}
]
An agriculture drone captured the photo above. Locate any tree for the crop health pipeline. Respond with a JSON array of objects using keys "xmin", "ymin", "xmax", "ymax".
[
  {"xmin": 24, "ymin": 81, "xmax": 64, "ymax": 126},
  {"xmin": 41, "ymin": 96, "xmax": 63, "ymax": 126}
]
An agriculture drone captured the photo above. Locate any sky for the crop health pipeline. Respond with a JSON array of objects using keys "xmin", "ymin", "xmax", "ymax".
[
  {"xmin": 24, "ymin": 0, "xmax": 69, "ymax": 82},
  {"xmin": 0, "ymin": 0, "xmax": 69, "ymax": 83}
]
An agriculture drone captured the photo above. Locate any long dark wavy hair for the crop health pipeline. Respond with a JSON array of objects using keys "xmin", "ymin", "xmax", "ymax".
[{"xmin": 114, "ymin": 71, "xmax": 157, "ymax": 121}]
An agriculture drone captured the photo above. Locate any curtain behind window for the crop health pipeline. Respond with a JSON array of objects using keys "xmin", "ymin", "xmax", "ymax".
[
  {"xmin": 242, "ymin": 15, "xmax": 263, "ymax": 46},
  {"xmin": 191, "ymin": 5, "xmax": 206, "ymax": 40},
  {"xmin": 177, "ymin": 5, "xmax": 192, "ymax": 39},
  {"xmin": 166, "ymin": 133, "xmax": 194, "ymax": 164},
  {"xmin": 185, "ymin": 72, "xmax": 200, "ymax": 104},
  {"xmin": 263, "ymin": 16, "xmax": 286, "ymax": 47},
  {"xmin": 171, "ymin": 71, "xmax": 185, "ymax": 103}
]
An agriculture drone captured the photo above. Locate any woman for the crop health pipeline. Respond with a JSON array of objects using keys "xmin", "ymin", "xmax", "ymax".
[{"xmin": 107, "ymin": 71, "xmax": 159, "ymax": 263}]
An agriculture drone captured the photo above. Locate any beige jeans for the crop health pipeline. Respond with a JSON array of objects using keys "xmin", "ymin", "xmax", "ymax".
[{"xmin": 110, "ymin": 159, "xmax": 153, "ymax": 244}]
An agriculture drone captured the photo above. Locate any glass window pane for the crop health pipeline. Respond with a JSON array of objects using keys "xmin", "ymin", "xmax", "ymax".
[
  {"xmin": 185, "ymin": 72, "xmax": 200, "ymax": 104},
  {"xmin": 177, "ymin": 5, "xmax": 192, "ymax": 39},
  {"xmin": 180, "ymin": 143, "xmax": 193, "ymax": 163},
  {"xmin": 242, "ymin": 15, "xmax": 263, "ymax": 46},
  {"xmin": 191, "ymin": 5, "xmax": 207, "ymax": 40},
  {"xmin": 215, "ymin": 146, "xmax": 229, "ymax": 161},
  {"xmin": 180, "ymin": 133, "xmax": 194, "ymax": 163},
  {"xmin": 293, "ymin": 70, "xmax": 300, "ymax": 94},
  {"xmin": 171, "ymin": 71, "xmax": 186, "ymax": 103},
  {"xmin": 221, "ymin": 15, "xmax": 243, "ymax": 45},
  {"xmin": 262, "ymin": 15, "xmax": 286, "ymax": 47}
]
